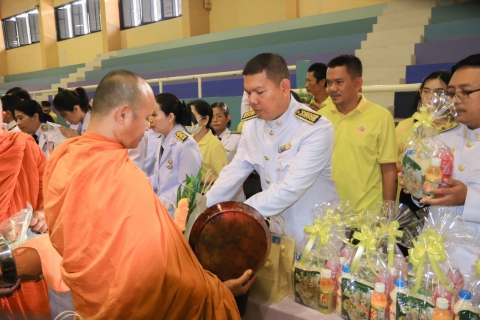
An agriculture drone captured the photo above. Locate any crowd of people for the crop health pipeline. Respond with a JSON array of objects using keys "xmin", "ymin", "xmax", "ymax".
[{"xmin": 1, "ymin": 51, "xmax": 479, "ymax": 319}]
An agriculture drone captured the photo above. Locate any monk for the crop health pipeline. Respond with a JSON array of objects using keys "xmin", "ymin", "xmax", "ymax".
[
  {"xmin": 43, "ymin": 70, "xmax": 253, "ymax": 319},
  {"xmin": 0, "ymin": 97, "xmax": 50, "ymax": 318}
]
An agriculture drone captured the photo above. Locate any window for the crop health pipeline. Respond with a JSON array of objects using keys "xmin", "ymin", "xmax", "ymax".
[
  {"xmin": 55, "ymin": 0, "xmax": 101, "ymax": 40},
  {"xmin": 2, "ymin": 9, "xmax": 40, "ymax": 50},
  {"xmin": 120, "ymin": 0, "xmax": 182, "ymax": 29}
]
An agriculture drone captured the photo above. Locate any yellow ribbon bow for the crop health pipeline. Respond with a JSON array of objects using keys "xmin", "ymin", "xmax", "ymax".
[
  {"xmin": 299, "ymin": 217, "xmax": 333, "ymax": 264},
  {"xmin": 402, "ymin": 106, "xmax": 436, "ymax": 143},
  {"xmin": 377, "ymin": 221, "xmax": 404, "ymax": 269},
  {"xmin": 476, "ymin": 260, "xmax": 480, "ymax": 275},
  {"xmin": 408, "ymin": 228, "xmax": 454, "ymax": 294},
  {"xmin": 350, "ymin": 225, "xmax": 379, "ymax": 275}
]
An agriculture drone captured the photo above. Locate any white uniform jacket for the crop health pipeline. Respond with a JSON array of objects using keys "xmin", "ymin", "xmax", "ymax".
[
  {"xmin": 218, "ymin": 129, "xmax": 241, "ymax": 163},
  {"xmin": 440, "ymin": 123, "xmax": 480, "ymax": 225},
  {"xmin": 439, "ymin": 123, "xmax": 480, "ymax": 275},
  {"xmin": 207, "ymin": 97, "xmax": 338, "ymax": 246},
  {"xmin": 149, "ymin": 124, "xmax": 203, "ymax": 216}
]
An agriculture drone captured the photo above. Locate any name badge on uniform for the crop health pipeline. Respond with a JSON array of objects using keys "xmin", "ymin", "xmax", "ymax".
[
  {"xmin": 166, "ymin": 158, "xmax": 173, "ymax": 169},
  {"xmin": 278, "ymin": 143, "xmax": 291, "ymax": 153}
]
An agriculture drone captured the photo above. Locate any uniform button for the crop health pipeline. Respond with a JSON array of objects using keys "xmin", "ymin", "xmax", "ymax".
[
  {"xmin": 264, "ymin": 155, "xmax": 269, "ymax": 160},
  {"xmin": 266, "ymin": 178, "xmax": 271, "ymax": 184},
  {"xmin": 467, "ymin": 141, "xmax": 473, "ymax": 148},
  {"xmin": 269, "ymin": 130, "xmax": 274, "ymax": 136},
  {"xmin": 459, "ymin": 165, "xmax": 465, "ymax": 171},
  {"xmin": 276, "ymin": 120, "xmax": 282, "ymax": 127}
]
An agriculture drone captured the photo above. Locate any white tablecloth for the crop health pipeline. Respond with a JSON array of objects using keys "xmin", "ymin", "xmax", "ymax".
[{"xmin": 244, "ymin": 294, "xmax": 343, "ymax": 320}]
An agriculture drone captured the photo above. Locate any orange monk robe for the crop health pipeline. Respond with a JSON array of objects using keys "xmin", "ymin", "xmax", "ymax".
[
  {"xmin": 44, "ymin": 132, "xmax": 240, "ymax": 319},
  {"xmin": 0, "ymin": 131, "xmax": 45, "ymax": 221},
  {"xmin": 0, "ymin": 131, "xmax": 50, "ymax": 319}
]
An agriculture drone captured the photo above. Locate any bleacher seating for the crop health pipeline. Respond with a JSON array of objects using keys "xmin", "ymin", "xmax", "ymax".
[{"xmin": 1, "ymin": 1, "xmax": 479, "ymax": 127}]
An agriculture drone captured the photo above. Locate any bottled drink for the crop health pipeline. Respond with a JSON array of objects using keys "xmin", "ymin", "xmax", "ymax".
[
  {"xmin": 318, "ymin": 269, "xmax": 334, "ymax": 314},
  {"xmin": 370, "ymin": 282, "xmax": 387, "ymax": 320},
  {"xmin": 423, "ymin": 157, "xmax": 442, "ymax": 198},
  {"xmin": 374, "ymin": 270, "xmax": 394, "ymax": 298},
  {"xmin": 432, "ymin": 297, "xmax": 453, "ymax": 320},
  {"xmin": 437, "ymin": 147, "xmax": 454, "ymax": 189},
  {"xmin": 336, "ymin": 265, "xmax": 352, "ymax": 314},
  {"xmin": 447, "ymin": 269, "xmax": 465, "ymax": 292},
  {"xmin": 433, "ymin": 283, "xmax": 454, "ymax": 310},
  {"xmin": 454, "ymin": 290, "xmax": 477, "ymax": 320},
  {"xmin": 389, "ymin": 278, "xmax": 408, "ymax": 320},
  {"xmin": 326, "ymin": 258, "xmax": 342, "ymax": 310}
]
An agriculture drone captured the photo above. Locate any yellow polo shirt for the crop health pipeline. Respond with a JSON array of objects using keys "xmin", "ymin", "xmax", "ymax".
[
  {"xmin": 195, "ymin": 130, "xmax": 228, "ymax": 179},
  {"xmin": 319, "ymin": 94, "xmax": 398, "ymax": 213}
]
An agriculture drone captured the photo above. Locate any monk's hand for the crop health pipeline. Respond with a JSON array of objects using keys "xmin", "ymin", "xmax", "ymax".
[
  {"xmin": 30, "ymin": 211, "xmax": 48, "ymax": 233},
  {"xmin": 223, "ymin": 269, "xmax": 256, "ymax": 296},
  {"xmin": 420, "ymin": 178, "xmax": 467, "ymax": 206},
  {"xmin": 0, "ymin": 279, "xmax": 21, "ymax": 298},
  {"xmin": 309, "ymin": 102, "xmax": 321, "ymax": 111},
  {"xmin": 59, "ymin": 127, "xmax": 79, "ymax": 138}
]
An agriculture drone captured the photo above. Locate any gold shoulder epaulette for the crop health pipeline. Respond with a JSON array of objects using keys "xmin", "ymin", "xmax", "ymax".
[
  {"xmin": 436, "ymin": 121, "xmax": 459, "ymax": 133},
  {"xmin": 242, "ymin": 110, "xmax": 258, "ymax": 121},
  {"xmin": 294, "ymin": 108, "xmax": 321, "ymax": 125},
  {"xmin": 230, "ymin": 131, "xmax": 241, "ymax": 134},
  {"xmin": 174, "ymin": 131, "xmax": 188, "ymax": 142}
]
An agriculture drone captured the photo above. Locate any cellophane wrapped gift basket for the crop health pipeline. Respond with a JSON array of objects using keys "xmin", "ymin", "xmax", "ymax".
[{"xmin": 401, "ymin": 93, "xmax": 455, "ymax": 199}]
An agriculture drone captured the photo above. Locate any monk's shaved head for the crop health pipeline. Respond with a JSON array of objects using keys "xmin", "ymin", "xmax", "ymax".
[{"xmin": 92, "ymin": 70, "xmax": 145, "ymax": 116}]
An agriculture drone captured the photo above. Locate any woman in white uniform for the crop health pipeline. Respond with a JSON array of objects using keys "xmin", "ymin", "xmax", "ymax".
[
  {"xmin": 14, "ymin": 100, "xmax": 53, "ymax": 157},
  {"xmin": 211, "ymin": 101, "xmax": 245, "ymax": 201},
  {"xmin": 148, "ymin": 93, "xmax": 203, "ymax": 216},
  {"xmin": 53, "ymin": 87, "xmax": 91, "ymax": 137},
  {"xmin": 211, "ymin": 102, "xmax": 241, "ymax": 163}
]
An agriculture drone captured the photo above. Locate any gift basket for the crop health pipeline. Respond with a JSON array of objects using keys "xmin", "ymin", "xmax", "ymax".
[
  {"xmin": 340, "ymin": 201, "xmax": 421, "ymax": 320},
  {"xmin": 293, "ymin": 202, "xmax": 349, "ymax": 312},
  {"xmin": 401, "ymin": 93, "xmax": 455, "ymax": 199},
  {"xmin": 393, "ymin": 206, "xmax": 477, "ymax": 319}
]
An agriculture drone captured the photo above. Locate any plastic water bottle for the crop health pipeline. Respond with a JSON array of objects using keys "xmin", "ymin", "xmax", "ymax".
[
  {"xmin": 318, "ymin": 269, "xmax": 334, "ymax": 314},
  {"xmin": 370, "ymin": 282, "xmax": 387, "ymax": 320},
  {"xmin": 336, "ymin": 265, "xmax": 352, "ymax": 314},
  {"xmin": 389, "ymin": 278, "xmax": 408, "ymax": 320},
  {"xmin": 437, "ymin": 147, "xmax": 454, "ymax": 190},
  {"xmin": 432, "ymin": 297, "xmax": 453, "ymax": 320},
  {"xmin": 453, "ymin": 290, "xmax": 477, "ymax": 320}
]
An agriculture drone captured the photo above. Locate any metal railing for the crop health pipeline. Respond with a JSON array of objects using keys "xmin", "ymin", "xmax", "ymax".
[{"xmin": 28, "ymin": 65, "xmax": 420, "ymax": 99}]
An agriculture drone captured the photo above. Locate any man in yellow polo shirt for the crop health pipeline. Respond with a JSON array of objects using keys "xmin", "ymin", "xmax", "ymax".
[
  {"xmin": 305, "ymin": 63, "xmax": 334, "ymax": 112},
  {"xmin": 318, "ymin": 55, "xmax": 398, "ymax": 213}
]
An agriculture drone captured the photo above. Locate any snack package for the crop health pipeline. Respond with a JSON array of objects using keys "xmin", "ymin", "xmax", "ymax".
[
  {"xmin": 0, "ymin": 203, "xmax": 33, "ymax": 249},
  {"xmin": 401, "ymin": 93, "xmax": 455, "ymax": 199}
]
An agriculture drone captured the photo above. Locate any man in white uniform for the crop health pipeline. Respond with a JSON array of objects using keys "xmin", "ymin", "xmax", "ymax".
[
  {"xmin": 420, "ymin": 54, "xmax": 480, "ymax": 274},
  {"xmin": 206, "ymin": 53, "xmax": 338, "ymax": 246}
]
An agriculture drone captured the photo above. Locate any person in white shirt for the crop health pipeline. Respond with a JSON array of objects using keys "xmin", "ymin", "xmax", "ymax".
[
  {"xmin": 53, "ymin": 87, "xmax": 91, "ymax": 138},
  {"xmin": 1, "ymin": 95, "xmax": 21, "ymax": 132},
  {"xmin": 211, "ymin": 101, "xmax": 245, "ymax": 201},
  {"xmin": 14, "ymin": 100, "xmax": 53, "ymax": 156},
  {"xmin": 207, "ymin": 53, "xmax": 338, "ymax": 246},
  {"xmin": 148, "ymin": 93, "xmax": 203, "ymax": 216},
  {"xmin": 414, "ymin": 54, "xmax": 480, "ymax": 275}
]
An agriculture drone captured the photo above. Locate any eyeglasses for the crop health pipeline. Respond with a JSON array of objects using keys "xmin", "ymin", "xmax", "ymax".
[
  {"xmin": 445, "ymin": 88, "xmax": 480, "ymax": 102},
  {"xmin": 420, "ymin": 88, "xmax": 445, "ymax": 96}
]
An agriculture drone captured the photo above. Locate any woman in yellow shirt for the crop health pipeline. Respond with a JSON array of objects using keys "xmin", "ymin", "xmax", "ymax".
[
  {"xmin": 188, "ymin": 100, "xmax": 228, "ymax": 183},
  {"xmin": 396, "ymin": 70, "xmax": 452, "ymax": 212}
]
